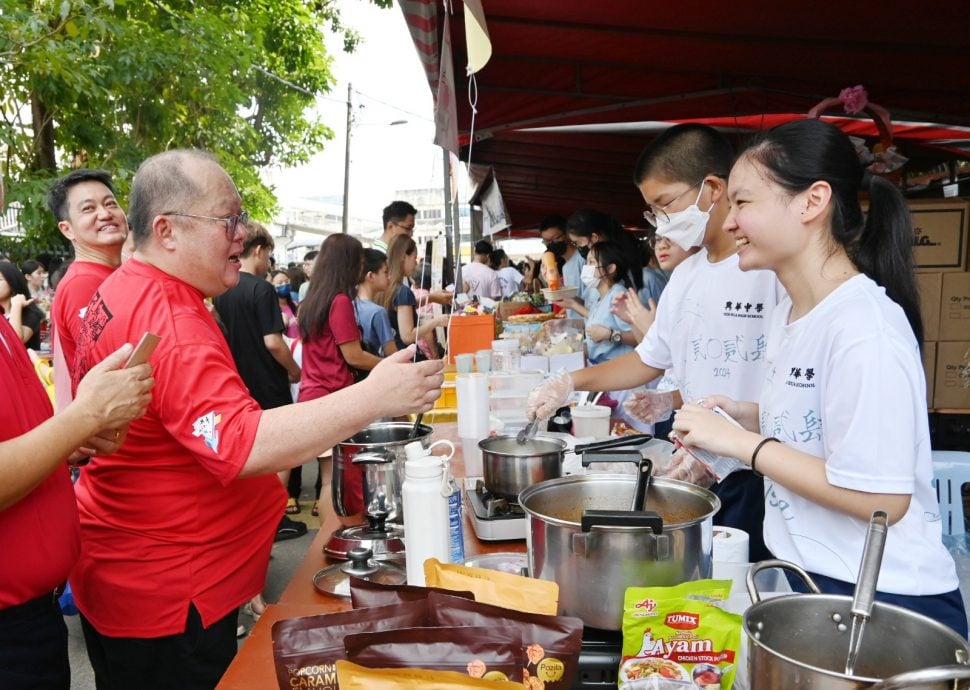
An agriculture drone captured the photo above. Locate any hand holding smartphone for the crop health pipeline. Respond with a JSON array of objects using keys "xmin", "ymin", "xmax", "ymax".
[{"xmin": 124, "ymin": 332, "xmax": 161, "ymax": 368}]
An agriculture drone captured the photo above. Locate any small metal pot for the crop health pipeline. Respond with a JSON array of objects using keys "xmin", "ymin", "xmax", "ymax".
[
  {"xmin": 479, "ymin": 434, "xmax": 652, "ymax": 500},
  {"xmin": 519, "ymin": 473, "xmax": 719, "ymax": 630},
  {"xmin": 744, "ymin": 560, "xmax": 970, "ymax": 689},
  {"xmin": 333, "ymin": 422, "xmax": 433, "ymax": 524}
]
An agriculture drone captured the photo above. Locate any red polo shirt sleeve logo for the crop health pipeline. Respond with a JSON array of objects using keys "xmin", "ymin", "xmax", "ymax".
[{"xmin": 192, "ymin": 411, "xmax": 221, "ymax": 452}]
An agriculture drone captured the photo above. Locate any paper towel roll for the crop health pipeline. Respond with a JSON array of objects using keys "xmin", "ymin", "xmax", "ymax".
[
  {"xmin": 712, "ymin": 526, "xmax": 750, "ymax": 563},
  {"xmin": 457, "ymin": 373, "xmax": 490, "ymax": 439}
]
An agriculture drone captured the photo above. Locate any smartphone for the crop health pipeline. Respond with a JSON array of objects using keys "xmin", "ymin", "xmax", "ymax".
[{"xmin": 124, "ymin": 332, "xmax": 161, "ymax": 368}]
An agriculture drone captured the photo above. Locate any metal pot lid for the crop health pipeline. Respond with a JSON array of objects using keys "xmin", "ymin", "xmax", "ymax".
[
  {"xmin": 323, "ymin": 521, "xmax": 406, "ymax": 560},
  {"xmin": 313, "ymin": 547, "xmax": 407, "ymax": 598}
]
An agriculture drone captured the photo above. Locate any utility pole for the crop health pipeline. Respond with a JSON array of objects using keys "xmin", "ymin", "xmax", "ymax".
[{"xmin": 342, "ymin": 82, "xmax": 352, "ymax": 234}]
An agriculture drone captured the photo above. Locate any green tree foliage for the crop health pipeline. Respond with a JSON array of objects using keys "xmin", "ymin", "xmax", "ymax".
[{"xmin": 0, "ymin": 0, "xmax": 370, "ymax": 257}]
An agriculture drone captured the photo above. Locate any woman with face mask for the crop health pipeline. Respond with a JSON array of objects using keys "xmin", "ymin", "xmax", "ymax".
[
  {"xmin": 271, "ymin": 270, "xmax": 299, "ymax": 341},
  {"xmin": 581, "ymin": 242, "xmax": 636, "ymax": 365}
]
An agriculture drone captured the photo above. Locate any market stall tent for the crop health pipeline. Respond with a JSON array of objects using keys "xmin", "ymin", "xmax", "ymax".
[{"xmin": 401, "ymin": 0, "xmax": 970, "ymax": 233}]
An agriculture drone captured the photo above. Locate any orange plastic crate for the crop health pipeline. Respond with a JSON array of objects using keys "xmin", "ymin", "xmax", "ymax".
[{"xmin": 447, "ymin": 314, "xmax": 496, "ymax": 363}]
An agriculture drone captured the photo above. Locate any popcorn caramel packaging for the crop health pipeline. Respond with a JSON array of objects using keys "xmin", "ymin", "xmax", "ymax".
[
  {"xmin": 428, "ymin": 591, "xmax": 583, "ymax": 690},
  {"xmin": 343, "ymin": 625, "xmax": 521, "ymax": 682},
  {"xmin": 619, "ymin": 580, "xmax": 741, "ymax": 690},
  {"xmin": 334, "ymin": 659, "xmax": 524, "ymax": 689},
  {"xmin": 271, "ymin": 601, "xmax": 427, "ymax": 690},
  {"xmin": 423, "ymin": 558, "xmax": 559, "ymax": 615}
]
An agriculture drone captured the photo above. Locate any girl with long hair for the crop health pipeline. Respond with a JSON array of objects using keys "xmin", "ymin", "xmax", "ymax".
[
  {"xmin": 380, "ymin": 235, "xmax": 447, "ymax": 356},
  {"xmin": 672, "ymin": 119, "xmax": 966, "ymax": 635},
  {"xmin": 0, "ymin": 261, "xmax": 45, "ymax": 350},
  {"xmin": 297, "ymin": 234, "xmax": 382, "ymax": 518}
]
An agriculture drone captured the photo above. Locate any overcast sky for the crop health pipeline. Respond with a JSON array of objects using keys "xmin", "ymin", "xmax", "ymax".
[{"xmin": 264, "ymin": 0, "xmax": 442, "ymax": 224}]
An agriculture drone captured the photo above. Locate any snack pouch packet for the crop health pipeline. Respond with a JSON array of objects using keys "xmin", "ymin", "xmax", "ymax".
[
  {"xmin": 344, "ymin": 625, "xmax": 522, "ymax": 682},
  {"xmin": 427, "ymin": 590, "xmax": 584, "ymax": 690},
  {"xmin": 335, "ymin": 659, "xmax": 524, "ymax": 690},
  {"xmin": 271, "ymin": 600, "xmax": 427, "ymax": 690},
  {"xmin": 424, "ymin": 558, "xmax": 559, "ymax": 615},
  {"xmin": 618, "ymin": 580, "xmax": 741, "ymax": 690},
  {"xmin": 348, "ymin": 574, "xmax": 474, "ymax": 609}
]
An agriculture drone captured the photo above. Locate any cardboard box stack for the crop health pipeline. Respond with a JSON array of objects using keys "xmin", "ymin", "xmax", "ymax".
[{"xmin": 913, "ymin": 199, "xmax": 970, "ymax": 410}]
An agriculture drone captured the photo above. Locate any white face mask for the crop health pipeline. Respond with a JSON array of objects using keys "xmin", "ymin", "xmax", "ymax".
[
  {"xmin": 655, "ymin": 182, "xmax": 713, "ymax": 252},
  {"xmin": 581, "ymin": 264, "xmax": 600, "ymax": 289}
]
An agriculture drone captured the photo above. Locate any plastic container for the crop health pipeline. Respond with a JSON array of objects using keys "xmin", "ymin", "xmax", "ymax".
[
  {"xmin": 571, "ymin": 404, "xmax": 611, "ymax": 438},
  {"xmin": 488, "ymin": 370, "xmax": 544, "ymax": 395},
  {"xmin": 448, "ymin": 314, "xmax": 496, "ymax": 364},
  {"xmin": 402, "ymin": 441, "xmax": 453, "ymax": 585},
  {"xmin": 491, "ymin": 338, "xmax": 521, "ymax": 372}
]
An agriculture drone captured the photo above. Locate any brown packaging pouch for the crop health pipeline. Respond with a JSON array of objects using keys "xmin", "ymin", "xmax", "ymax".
[
  {"xmin": 348, "ymin": 574, "xmax": 475, "ymax": 609},
  {"xmin": 344, "ymin": 625, "xmax": 522, "ymax": 682},
  {"xmin": 271, "ymin": 600, "xmax": 427, "ymax": 690},
  {"xmin": 427, "ymin": 591, "xmax": 584, "ymax": 690},
  {"xmin": 424, "ymin": 558, "xmax": 559, "ymax": 615},
  {"xmin": 335, "ymin": 659, "xmax": 525, "ymax": 690}
]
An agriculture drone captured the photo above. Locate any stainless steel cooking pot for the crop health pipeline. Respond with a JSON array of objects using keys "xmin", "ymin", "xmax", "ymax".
[
  {"xmin": 479, "ymin": 433, "xmax": 652, "ymax": 500},
  {"xmin": 744, "ymin": 560, "xmax": 970, "ymax": 689},
  {"xmin": 519, "ymin": 473, "xmax": 720, "ymax": 630},
  {"xmin": 332, "ymin": 422, "xmax": 433, "ymax": 524}
]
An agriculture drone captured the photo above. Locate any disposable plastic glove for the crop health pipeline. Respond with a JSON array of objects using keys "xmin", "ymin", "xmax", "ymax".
[
  {"xmin": 526, "ymin": 369, "xmax": 574, "ymax": 421},
  {"xmin": 623, "ymin": 389, "xmax": 675, "ymax": 424},
  {"xmin": 657, "ymin": 447, "xmax": 716, "ymax": 488}
]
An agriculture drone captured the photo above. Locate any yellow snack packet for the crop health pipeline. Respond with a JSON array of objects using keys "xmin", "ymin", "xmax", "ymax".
[
  {"xmin": 423, "ymin": 558, "xmax": 559, "ymax": 615},
  {"xmin": 335, "ymin": 659, "xmax": 525, "ymax": 689}
]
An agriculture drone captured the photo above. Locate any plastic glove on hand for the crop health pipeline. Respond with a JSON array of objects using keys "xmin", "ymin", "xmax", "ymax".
[
  {"xmin": 526, "ymin": 369, "xmax": 574, "ymax": 421},
  {"xmin": 657, "ymin": 447, "xmax": 716, "ymax": 488},
  {"xmin": 623, "ymin": 389, "xmax": 674, "ymax": 424}
]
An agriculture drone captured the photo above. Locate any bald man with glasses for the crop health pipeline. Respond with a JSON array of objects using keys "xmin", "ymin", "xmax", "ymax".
[{"xmin": 69, "ymin": 150, "xmax": 444, "ymax": 688}]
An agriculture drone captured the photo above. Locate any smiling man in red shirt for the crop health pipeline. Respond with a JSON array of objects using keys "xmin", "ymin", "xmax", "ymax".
[{"xmin": 69, "ymin": 150, "xmax": 443, "ymax": 689}]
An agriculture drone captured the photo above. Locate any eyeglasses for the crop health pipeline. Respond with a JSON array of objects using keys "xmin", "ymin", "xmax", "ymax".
[
  {"xmin": 163, "ymin": 210, "xmax": 249, "ymax": 239},
  {"xmin": 642, "ymin": 179, "xmax": 705, "ymax": 226},
  {"xmin": 541, "ymin": 235, "xmax": 568, "ymax": 246},
  {"xmin": 393, "ymin": 222, "xmax": 415, "ymax": 234}
]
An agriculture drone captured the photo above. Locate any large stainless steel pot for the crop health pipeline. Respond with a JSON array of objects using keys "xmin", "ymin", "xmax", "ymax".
[
  {"xmin": 744, "ymin": 560, "xmax": 970, "ymax": 689},
  {"xmin": 519, "ymin": 473, "xmax": 720, "ymax": 630},
  {"xmin": 332, "ymin": 422, "xmax": 433, "ymax": 524},
  {"xmin": 479, "ymin": 434, "xmax": 652, "ymax": 500}
]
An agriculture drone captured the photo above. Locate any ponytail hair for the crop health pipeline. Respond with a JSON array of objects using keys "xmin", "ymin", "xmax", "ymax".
[{"xmin": 741, "ymin": 119, "xmax": 922, "ymax": 343}]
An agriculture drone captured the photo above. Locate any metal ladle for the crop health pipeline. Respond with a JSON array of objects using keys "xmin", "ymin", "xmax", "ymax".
[{"xmin": 844, "ymin": 509, "xmax": 889, "ymax": 676}]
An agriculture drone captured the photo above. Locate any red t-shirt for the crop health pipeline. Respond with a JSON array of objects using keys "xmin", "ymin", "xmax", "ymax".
[
  {"xmin": 51, "ymin": 260, "xmax": 115, "ymax": 371},
  {"xmin": 69, "ymin": 259, "xmax": 284, "ymax": 637},
  {"xmin": 297, "ymin": 292, "xmax": 358, "ymax": 402},
  {"xmin": 0, "ymin": 318, "xmax": 80, "ymax": 609}
]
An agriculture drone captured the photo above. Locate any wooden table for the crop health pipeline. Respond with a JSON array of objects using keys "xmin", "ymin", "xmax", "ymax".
[{"xmin": 216, "ymin": 423, "xmax": 525, "ymax": 689}]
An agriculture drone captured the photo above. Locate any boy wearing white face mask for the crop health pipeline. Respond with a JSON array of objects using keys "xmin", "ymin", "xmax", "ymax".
[{"xmin": 528, "ymin": 124, "xmax": 786, "ymax": 562}]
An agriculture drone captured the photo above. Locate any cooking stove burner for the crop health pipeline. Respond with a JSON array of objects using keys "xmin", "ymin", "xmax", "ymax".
[{"xmin": 473, "ymin": 479, "xmax": 526, "ymax": 519}]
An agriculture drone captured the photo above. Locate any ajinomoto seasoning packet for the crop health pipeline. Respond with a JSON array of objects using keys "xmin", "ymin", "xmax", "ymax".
[{"xmin": 618, "ymin": 580, "xmax": 741, "ymax": 690}]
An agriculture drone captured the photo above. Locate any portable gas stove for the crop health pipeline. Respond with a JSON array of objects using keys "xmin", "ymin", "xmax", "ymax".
[{"xmin": 463, "ymin": 477, "xmax": 527, "ymax": 541}]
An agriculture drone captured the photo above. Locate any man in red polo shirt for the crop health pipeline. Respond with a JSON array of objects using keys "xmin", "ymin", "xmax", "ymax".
[
  {"xmin": 0, "ymin": 175, "xmax": 154, "ymax": 690},
  {"xmin": 48, "ymin": 169, "xmax": 128, "ymax": 410},
  {"xmin": 70, "ymin": 149, "xmax": 444, "ymax": 689}
]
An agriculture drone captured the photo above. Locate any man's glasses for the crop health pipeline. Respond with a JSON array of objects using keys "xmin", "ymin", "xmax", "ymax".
[
  {"xmin": 642, "ymin": 179, "xmax": 705, "ymax": 226},
  {"xmin": 541, "ymin": 235, "xmax": 568, "ymax": 246},
  {"xmin": 163, "ymin": 211, "xmax": 249, "ymax": 239},
  {"xmin": 393, "ymin": 222, "xmax": 415, "ymax": 234}
]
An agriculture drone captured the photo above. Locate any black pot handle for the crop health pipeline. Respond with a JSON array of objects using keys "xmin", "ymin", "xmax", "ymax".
[
  {"xmin": 581, "ymin": 509, "xmax": 664, "ymax": 534},
  {"xmin": 574, "ymin": 434, "xmax": 653, "ymax": 455},
  {"xmin": 581, "ymin": 449, "xmax": 643, "ymax": 468}
]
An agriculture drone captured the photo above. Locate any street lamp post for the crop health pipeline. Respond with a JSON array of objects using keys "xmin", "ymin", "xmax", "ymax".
[{"xmin": 342, "ymin": 82, "xmax": 352, "ymax": 234}]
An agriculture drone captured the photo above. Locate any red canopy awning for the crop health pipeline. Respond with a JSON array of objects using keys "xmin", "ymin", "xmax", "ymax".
[{"xmin": 413, "ymin": 1, "xmax": 970, "ymax": 233}]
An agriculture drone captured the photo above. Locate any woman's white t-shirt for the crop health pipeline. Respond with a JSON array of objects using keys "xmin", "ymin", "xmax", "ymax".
[{"xmin": 759, "ymin": 274, "xmax": 957, "ymax": 594}]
